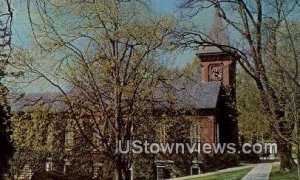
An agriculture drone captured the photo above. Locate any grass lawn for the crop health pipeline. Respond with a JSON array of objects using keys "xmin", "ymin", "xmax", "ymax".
[
  {"xmin": 269, "ymin": 164, "xmax": 300, "ymax": 180},
  {"xmin": 189, "ymin": 168, "xmax": 252, "ymax": 180}
]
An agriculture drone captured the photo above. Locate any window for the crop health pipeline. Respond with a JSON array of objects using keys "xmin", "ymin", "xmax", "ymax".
[
  {"xmin": 190, "ymin": 123, "xmax": 201, "ymax": 144},
  {"xmin": 65, "ymin": 131, "xmax": 74, "ymax": 148},
  {"xmin": 158, "ymin": 125, "xmax": 167, "ymax": 144},
  {"xmin": 93, "ymin": 162, "xmax": 103, "ymax": 178},
  {"xmin": 46, "ymin": 132, "xmax": 54, "ymax": 150},
  {"xmin": 190, "ymin": 164, "xmax": 201, "ymax": 175},
  {"xmin": 45, "ymin": 158, "xmax": 53, "ymax": 172},
  {"xmin": 63, "ymin": 159, "xmax": 71, "ymax": 174}
]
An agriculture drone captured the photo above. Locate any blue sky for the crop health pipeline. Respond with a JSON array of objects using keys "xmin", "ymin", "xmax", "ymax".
[
  {"xmin": 12, "ymin": 0, "xmax": 212, "ymax": 66},
  {"xmin": 13, "ymin": 0, "xmax": 180, "ymax": 46},
  {"xmin": 152, "ymin": 0, "xmax": 178, "ymax": 13},
  {"xmin": 10, "ymin": 0, "xmax": 212, "ymax": 93}
]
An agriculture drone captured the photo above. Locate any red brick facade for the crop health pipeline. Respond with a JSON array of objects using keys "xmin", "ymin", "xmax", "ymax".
[{"xmin": 196, "ymin": 52, "xmax": 238, "ymax": 145}]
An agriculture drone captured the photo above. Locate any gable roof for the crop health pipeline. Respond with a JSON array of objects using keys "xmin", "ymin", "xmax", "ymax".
[
  {"xmin": 192, "ymin": 81, "xmax": 221, "ymax": 109},
  {"xmin": 153, "ymin": 78, "xmax": 221, "ymax": 110},
  {"xmin": 10, "ymin": 80, "xmax": 221, "ymax": 112}
]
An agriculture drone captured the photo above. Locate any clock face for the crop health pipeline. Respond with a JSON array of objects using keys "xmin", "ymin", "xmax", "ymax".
[{"xmin": 209, "ymin": 65, "xmax": 223, "ymax": 81}]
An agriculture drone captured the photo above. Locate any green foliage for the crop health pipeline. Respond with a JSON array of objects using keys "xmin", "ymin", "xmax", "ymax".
[
  {"xmin": 237, "ymin": 71, "xmax": 271, "ymax": 141},
  {"xmin": 10, "ymin": 106, "xmax": 65, "ymax": 176},
  {"xmin": 12, "ymin": 107, "xmax": 63, "ymax": 155},
  {"xmin": 182, "ymin": 57, "xmax": 201, "ymax": 78},
  {"xmin": 270, "ymin": 164, "xmax": 300, "ymax": 180},
  {"xmin": 27, "ymin": 1, "xmax": 178, "ymax": 178},
  {"xmin": 0, "ymin": 83, "xmax": 13, "ymax": 176},
  {"xmin": 132, "ymin": 113, "xmax": 195, "ymax": 178},
  {"xmin": 201, "ymin": 153, "xmax": 240, "ymax": 172}
]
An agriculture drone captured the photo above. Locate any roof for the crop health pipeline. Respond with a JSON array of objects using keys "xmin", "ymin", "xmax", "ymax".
[
  {"xmin": 9, "ymin": 93, "xmax": 67, "ymax": 112},
  {"xmin": 10, "ymin": 78, "xmax": 222, "ymax": 112},
  {"xmin": 153, "ymin": 78, "xmax": 221, "ymax": 109},
  {"xmin": 192, "ymin": 81, "xmax": 221, "ymax": 109}
]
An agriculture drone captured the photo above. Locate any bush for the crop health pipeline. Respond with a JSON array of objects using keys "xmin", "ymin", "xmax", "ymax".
[
  {"xmin": 201, "ymin": 153, "xmax": 240, "ymax": 172},
  {"xmin": 239, "ymin": 152, "xmax": 260, "ymax": 163}
]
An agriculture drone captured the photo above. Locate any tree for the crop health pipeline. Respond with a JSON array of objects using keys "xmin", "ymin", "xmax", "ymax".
[
  {"xmin": 0, "ymin": 85, "xmax": 12, "ymax": 177},
  {"xmin": 177, "ymin": 0, "xmax": 300, "ymax": 170},
  {"xmin": 10, "ymin": 106, "xmax": 62, "ymax": 178},
  {"xmin": 20, "ymin": 0, "xmax": 177, "ymax": 179},
  {"xmin": 0, "ymin": 0, "xmax": 13, "ymax": 177},
  {"xmin": 237, "ymin": 70, "xmax": 270, "ymax": 142}
]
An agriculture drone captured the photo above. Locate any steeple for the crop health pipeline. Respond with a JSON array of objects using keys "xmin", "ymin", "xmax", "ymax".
[
  {"xmin": 197, "ymin": 9, "xmax": 238, "ymax": 86},
  {"xmin": 208, "ymin": 11, "xmax": 229, "ymax": 46},
  {"xmin": 198, "ymin": 10, "xmax": 230, "ymax": 54}
]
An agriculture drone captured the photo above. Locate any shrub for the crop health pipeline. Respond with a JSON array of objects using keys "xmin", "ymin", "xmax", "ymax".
[{"xmin": 201, "ymin": 153, "xmax": 240, "ymax": 172}]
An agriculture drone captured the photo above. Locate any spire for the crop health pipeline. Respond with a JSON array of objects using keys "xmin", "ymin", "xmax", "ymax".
[
  {"xmin": 198, "ymin": 10, "xmax": 231, "ymax": 55},
  {"xmin": 208, "ymin": 10, "xmax": 229, "ymax": 46}
]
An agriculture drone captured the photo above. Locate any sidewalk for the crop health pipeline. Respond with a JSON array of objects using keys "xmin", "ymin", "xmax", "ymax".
[{"xmin": 241, "ymin": 163, "xmax": 273, "ymax": 180}]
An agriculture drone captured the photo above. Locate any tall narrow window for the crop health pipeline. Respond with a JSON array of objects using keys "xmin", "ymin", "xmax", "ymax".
[
  {"xmin": 190, "ymin": 123, "xmax": 201, "ymax": 143},
  {"xmin": 158, "ymin": 125, "xmax": 166, "ymax": 144},
  {"xmin": 46, "ymin": 131, "xmax": 54, "ymax": 150},
  {"xmin": 190, "ymin": 123, "xmax": 201, "ymax": 152},
  {"xmin": 65, "ymin": 131, "xmax": 74, "ymax": 149}
]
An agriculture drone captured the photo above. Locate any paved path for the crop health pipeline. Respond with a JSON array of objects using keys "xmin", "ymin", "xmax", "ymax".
[{"xmin": 241, "ymin": 163, "xmax": 273, "ymax": 180}]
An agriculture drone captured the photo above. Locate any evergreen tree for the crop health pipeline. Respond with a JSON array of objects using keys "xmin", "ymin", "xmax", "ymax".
[
  {"xmin": 0, "ymin": 83, "xmax": 13, "ymax": 178},
  {"xmin": 0, "ymin": 0, "xmax": 13, "ymax": 177}
]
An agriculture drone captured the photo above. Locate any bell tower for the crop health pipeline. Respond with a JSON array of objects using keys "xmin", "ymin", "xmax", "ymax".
[
  {"xmin": 198, "ymin": 11, "xmax": 237, "ymax": 87},
  {"xmin": 197, "ymin": 11, "xmax": 239, "ymax": 144}
]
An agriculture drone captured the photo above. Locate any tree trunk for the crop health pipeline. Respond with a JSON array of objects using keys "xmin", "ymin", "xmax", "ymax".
[
  {"xmin": 256, "ymin": 81, "xmax": 296, "ymax": 171},
  {"xmin": 124, "ymin": 167, "xmax": 131, "ymax": 180},
  {"xmin": 115, "ymin": 154, "xmax": 123, "ymax": 180},
  {"xmin": 115, "ymin": 152, "xmax": 131, "ymax": 180},
  {"xmin": 115, "ymin": 165, "xmax": 131, "ymax": 180},
  {"xmin": 277, "ymin": 139, "xmax": 296, "ymax": 171}
]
